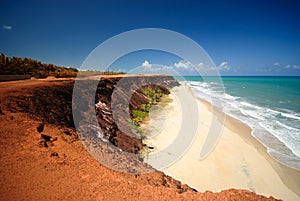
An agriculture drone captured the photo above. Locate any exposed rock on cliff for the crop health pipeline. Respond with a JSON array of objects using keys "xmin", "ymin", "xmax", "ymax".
[{"xmin": 94, "ymin": 76, "xmax": 179, "ymax": 153}]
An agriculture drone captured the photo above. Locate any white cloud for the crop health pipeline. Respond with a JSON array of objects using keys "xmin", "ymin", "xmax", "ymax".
[
  {"xmin": 136, "ymin": 61, "xmax": 172, "ymax": 74},
  {"xmin": 217, "ymin": 61, "xmax": 230, "ymax": 71},
  {"xmin": 293, "ymin": 65, "xmax": 300, "ymax": 69},
  {"xmin": 174, "ymin": 60, "xmax": 194, "ymax": 69},
  {"xmin": 142, "ymin": 60, "xmax": 152, "ymax": 68},
  {"xmin": 3, "ymin": 25, "xmax": 12, "ymax": 30},
  {"xmin": 273, "ymin": 62, "xmax": 280, "ymax": 67},
  {"xmin": 284, "ymin": 64, "xmax": 300, "ymax": 70},
  {"xmin": 173, "ymin": 60, "xmax": 211, "ymax": 71},
  {"xmin": 136, "ymin": 60, "xmax": 231, "ymax": 75}
]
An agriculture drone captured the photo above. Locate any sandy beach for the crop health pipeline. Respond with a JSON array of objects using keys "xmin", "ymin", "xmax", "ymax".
[{"xmin": 144, "ymin": 83, "xmax": 300, "ymax": 201}]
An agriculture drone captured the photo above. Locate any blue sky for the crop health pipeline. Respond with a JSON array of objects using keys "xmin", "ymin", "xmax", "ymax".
[{"xmin": 1, "ymin": 0, "xmax": 300, "ymax": 75}]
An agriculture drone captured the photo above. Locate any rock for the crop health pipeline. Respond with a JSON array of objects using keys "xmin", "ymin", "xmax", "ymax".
[
  {"xmin": 63, "ymin": 130, "xmax": 71, "ymax": 136},
  {"xmin": 0, "ymin": 107, "xmax": 4, "ymax": 115},
  {"xmin": 39, "ymin": 140, "xmax": 48, "ymax": 148},
  {"xmin": 36, "ymin": 123, "xmax": 44, "ymax": 133},
  {"xmin": 47, "ymin": 141, "xmax": 54, "ymax": 147},
  {"xmin": 50, "ymin": 152, "xmax": 59, "ymax": 157},
  {"xmin": 92, "ymin": 76, "xmax": 180, "ymax": 154},
  {"xmin": 41, "ymin": 134, "xmax": 51, "ymax": 141}
]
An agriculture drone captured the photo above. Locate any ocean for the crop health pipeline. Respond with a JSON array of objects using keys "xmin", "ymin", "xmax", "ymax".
[{"xmin": 181, "ymin": 76, "xmax": 300, "ymax": 170}]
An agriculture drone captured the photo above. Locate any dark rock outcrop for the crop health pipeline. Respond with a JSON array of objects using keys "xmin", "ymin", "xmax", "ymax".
[
  {"xmin": 0, "ymin": 107, "xmax": 4, "ymax": 115},
  {"xmin": 5, "ymin": 81, "xmax": 75, "ymax": 128},
  {"xmin": 41, "ymin": 134, "xmax": 52, "ymax": 142},
  {"xmin": 36, "ymin": 122, "xmax": 44, "ymax": 133}
]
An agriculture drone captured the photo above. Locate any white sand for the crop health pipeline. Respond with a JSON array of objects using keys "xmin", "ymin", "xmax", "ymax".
[{"xmin": 144, "ymin": 84, "xmax": 300, "ymax": 201}]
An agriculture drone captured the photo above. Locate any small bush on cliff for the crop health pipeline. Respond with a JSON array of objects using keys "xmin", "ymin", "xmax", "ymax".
[
  {"xmin": 141, "ymin": 87, "xmax": 163, "ymax": 104},
  {"xmin": 132, "ymin": 110, "xmax": 148, "ymax": 126},
  {"xmin": 131, "ymin": 87, "xmax": 165, "ymax": 127},
  {"xmin": 128, "ymin": 119, "xmax": 145, "ymax": 140},
  {"xmin": 140, "ymin": 103, "xmax": 151, "ymax": 113},
  {"xmin": 130, "ymin": 85, "xmax": 170, "ymax": 143}
]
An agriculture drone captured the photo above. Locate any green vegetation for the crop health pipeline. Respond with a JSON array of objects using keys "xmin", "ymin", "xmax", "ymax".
[
  {"xmin": 130, "ymin": 85, "xmax": 172, "ymax": 160},
  {"xmin": 141, "ymin": 87, "xmax": 163, "ymax": 105},
  {"xmin": 128, "ymin": 118, "xmax": 145, "ymax": 139},
  {"xmin": 101, "ymin": 71, "xmax": 126, "ymax": 75},
  {"xmin": 78, "ymin": 70, "xmax": 126, "ymax": 77},
  {"xmin": 52, "ymin": 66, "xmax": 78, "ymax": 78},
  {"xmin": 140, "ymin": 103, "xmax": 151, "ymax": 113},
  {"xmin": 132, "ymin": 110, "xmax": 149, "ymax": 126},
  {"xmin": 0, "ymin": 53, "xmax": 78, "ymax": 78},
  {"xmin": 0, "ymin": 53, "xmax": 126, "ymax": 78},
  {"xmin": 131, "ymin": 86, "xmax": 164, "ymax": 128}
]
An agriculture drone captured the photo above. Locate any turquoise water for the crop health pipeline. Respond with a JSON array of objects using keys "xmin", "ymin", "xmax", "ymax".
[{"xmin": 181, "ymin": 76, "xmax": 300, "ymax": 170}]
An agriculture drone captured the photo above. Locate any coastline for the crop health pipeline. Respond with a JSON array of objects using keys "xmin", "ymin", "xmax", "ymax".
[
  {"xmin": 143, "ymin": 83, "xmax": 300, "ymax": 201},
  {"xmin": 201, "ymin": 98, "xmax": 300, "ymax": 197},
  {"xmin": 0, "ymin": 77, "xmax": 287, "ymax": 200}
]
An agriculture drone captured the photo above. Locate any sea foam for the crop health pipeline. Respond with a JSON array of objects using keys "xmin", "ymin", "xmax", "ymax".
[{"xmin": 187, "ymin": 79, "xmax": 300, "ymax": 170}]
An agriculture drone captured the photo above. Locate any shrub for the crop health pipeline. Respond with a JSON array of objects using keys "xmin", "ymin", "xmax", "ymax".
[
  {"xmin": 132, "ymin": 110, "xmax": 148, "ymax": 126},
  {"xmin": 141, "ymin": 87, "xmax": 163, "ymax": 104}
]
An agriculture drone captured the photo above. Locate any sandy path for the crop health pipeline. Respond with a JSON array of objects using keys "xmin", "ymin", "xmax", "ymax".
[{"xmin": 144, "ymin": 84, "xmax": 300, "ymax": 201}]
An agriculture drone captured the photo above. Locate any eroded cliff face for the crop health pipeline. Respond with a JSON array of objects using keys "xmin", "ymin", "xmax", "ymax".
[
  {"xmin": 4, "ymin": 81, "xmax": 75, "ymax": 128},
  {"xmin": 94, "ymin": 76, "xmax": 179, "ymax": 153}
]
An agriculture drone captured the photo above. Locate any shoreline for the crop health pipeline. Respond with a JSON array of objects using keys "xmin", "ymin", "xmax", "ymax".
[
  {"xmin": 199, "ymin": 98, "xmax": 300, "ymax": 197},
  {"xmin": 143, "ymin": 83, "xmax": 300, "ymax": 201}
]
